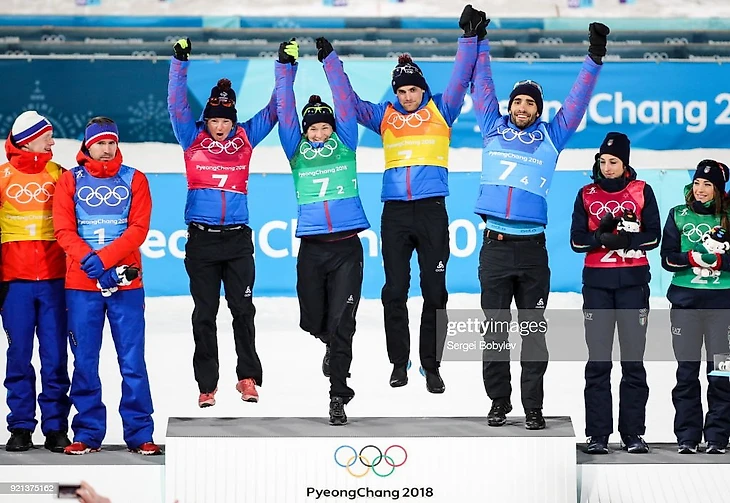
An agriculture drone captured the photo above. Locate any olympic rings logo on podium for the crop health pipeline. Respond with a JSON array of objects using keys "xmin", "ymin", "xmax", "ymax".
[{"xmin": 334, "ymin": 444, "xmax": 407, "ymax": 478}]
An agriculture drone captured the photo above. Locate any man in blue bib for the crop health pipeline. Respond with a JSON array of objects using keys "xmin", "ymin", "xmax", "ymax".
[{"xmin": 472, "ymin": 21, "xmax": 610, "ymax": 430}]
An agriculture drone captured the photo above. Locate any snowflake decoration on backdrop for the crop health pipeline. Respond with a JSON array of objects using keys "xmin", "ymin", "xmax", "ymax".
[
  {"xmin": 127, "ymin": 94, "xmax": 170, "ymax": 142},
  {"xmin": 0, "ymin": 80, "xmax": 91, "ymax": 140}
]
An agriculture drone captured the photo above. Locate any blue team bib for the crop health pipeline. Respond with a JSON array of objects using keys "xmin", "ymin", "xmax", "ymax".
[
  {"xmin": 73, "ymin": 165, "xmax": 135, "ymax": 250},
  {"xmin": 479, "ymin": 123, "xmax": 559, "ymax": 199}
]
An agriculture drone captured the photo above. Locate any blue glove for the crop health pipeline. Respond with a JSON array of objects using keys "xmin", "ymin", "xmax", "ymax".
[
  {"xmin": 80, "ymin": 252, "xmax": 105, "ymax": 280},
  {"xmin": 97, "ymin": 268, "xmax": 120, "ymax": 290}
]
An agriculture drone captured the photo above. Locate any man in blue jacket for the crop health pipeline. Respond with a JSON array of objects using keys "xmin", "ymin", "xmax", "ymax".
[
  {"xmin": 347, "ymin": 5, "xmax": 481, "ymax": 394},
  {"xmin": 472, "ymin": 21, "xmax": 610, "ymax": 429},
  {"xmin": 168, "ymin": 38, "xmax": 278, "ymax": 407}
]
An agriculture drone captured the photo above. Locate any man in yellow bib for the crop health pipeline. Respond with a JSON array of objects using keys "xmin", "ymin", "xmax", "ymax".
[
  {"xmin": 0, "ymin": 111, "xmax": 71, "ymax": 452},
  {"xmin": 334, "ymin": 5, "xmax": 483, "ymax": 393}
]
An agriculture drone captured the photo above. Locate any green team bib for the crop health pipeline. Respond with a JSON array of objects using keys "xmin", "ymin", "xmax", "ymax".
[
  {"xmin": 291, "ymin": 134, "xmax": 359, "ymax": 205},
  {"xmin": 671, "ymin": 205, "xmax": 730, "ymax": 289}
]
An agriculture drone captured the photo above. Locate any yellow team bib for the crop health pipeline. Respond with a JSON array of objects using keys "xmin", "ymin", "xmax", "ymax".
[
  {"xmin": 0, "ymin": 162, "xmax": 62, "ymax": 243},
  {"xmin": 380, "ymin": 99, "xmax": 451, "ymax": 170}
]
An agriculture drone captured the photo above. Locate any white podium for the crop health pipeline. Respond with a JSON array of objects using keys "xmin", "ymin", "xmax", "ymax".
[
  {"xmin": 578, "ymin": 443, "xmax": 730, "ymax": 503},
  {"xmin": 0, "ymin": 445, "xmax": 165, "ymax": 502},
  {"xmin": 165, "ymin": 416, "xmax": 578, "ymax": 503}
]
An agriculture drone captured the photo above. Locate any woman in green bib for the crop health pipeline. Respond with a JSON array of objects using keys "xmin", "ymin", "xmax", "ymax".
[
  {"xmin": 274, "ymin": 39, "xmax": 370, "ymax": 426},
  {"xmin": 660, "ymin": 159, "xmax": 730, "ymax": 455}
]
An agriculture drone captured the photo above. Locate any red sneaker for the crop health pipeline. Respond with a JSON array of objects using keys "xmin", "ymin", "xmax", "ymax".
[
  {"xmin": 198, "ymin": 388, "xmax": 217, "ymax": 408},
  {"xmin": 235, "ymin": 378, "xmax": 259, "ymax": 403},
  {"xmin": 64, "ymin": 442, "xmax": 100, "ymax": 455},
  {"xmin": 130, "ymin": 442, "xmax": 162, "ymax": 455}
]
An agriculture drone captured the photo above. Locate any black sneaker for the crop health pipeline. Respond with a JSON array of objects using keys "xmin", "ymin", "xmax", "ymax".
[
  {"xmin": 389, "ymin": 364, "xmax": 408, "ymax": 388},
  {"xmin": 424, "ymin": 369, "xmax": 445, "ymax": 394},
  {"xmin": 44, "ymin": 430, "xmax": 71, "ymax": 453},
  {"xmin": 329, "ymin": 396, "xmax": 347, "ymax": 426},
  {"xmin": 5, "ymin": 429, "xmax": 32, "ymax": 452},
  {"xmin": 322, "ymin": 346, "xmax": 331, "ymax": 378},
  {"xmin": 525, "ymin": 409, "xmax": 546, "ymax": 430},
  {"xmin": 621, "ymin": 434, "xmax": 649, "ymax": 454},
  {"xmin": 677, "ymin": 441, "xmax": 698, "ymax": 454},
  {"xmin": 586, "ymin": 436, "xmax": 610, "ymax": 454},
  {"xmin": 706, "ymin": 443, "xmax": 727, "ymax": 454},
  {"xmin": 487, "ymin": 400, "xmax": 512, "ymax": 427}
]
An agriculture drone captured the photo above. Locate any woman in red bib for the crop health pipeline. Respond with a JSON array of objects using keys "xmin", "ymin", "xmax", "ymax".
[{"xmin": 569, "ymin": 132, "xmax": 661, "ymax": 455}]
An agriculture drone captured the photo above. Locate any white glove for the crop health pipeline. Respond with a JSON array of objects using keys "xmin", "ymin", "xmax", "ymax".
[{"xmin": 97, "ymin": 265, "xmax": 139, "ymax": 297}]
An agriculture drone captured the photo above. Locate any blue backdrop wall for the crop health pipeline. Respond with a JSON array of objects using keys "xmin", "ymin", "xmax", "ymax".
[
  {"xmin": 0, "ymin": 58, "xmax": 719, "ymax": 297},
  {"xmin": 1, "ymin": 59, "xmax": 729, "ymax": 149},
  {"xmin": 142, "ymin": 169, "xmax": 693, "ymax": 298}
]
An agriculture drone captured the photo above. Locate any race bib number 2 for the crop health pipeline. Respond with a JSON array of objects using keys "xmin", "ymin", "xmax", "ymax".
[{"xmin": 295, "ymin": 172, "xmax": 358, "ymax": 205}]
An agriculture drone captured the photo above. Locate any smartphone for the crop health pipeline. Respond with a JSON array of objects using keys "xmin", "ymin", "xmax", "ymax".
[{"xmin": 57, "ymin": 484, "xmax": 81, "ymax": 499}]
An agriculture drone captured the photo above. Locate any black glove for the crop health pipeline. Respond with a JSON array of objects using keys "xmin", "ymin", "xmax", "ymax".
[
  {"xmin": 278, "ymin": 38, "xmax": 298, "ymax": 65},
  {"xmin": 600, "ymin": 231, "xmax": 630, "ymax": 250},
  {"xmin": 173, "ymin": 37, "xmax": 192, "ymax": 61},
  {"xmin": 316, "ymin": 37, "xmax": 334, "ymax": 63},
  {"xmin": 475, "ymin": 9, "xmax": 490, "ymax": 40},
  {"xmin": 459, "ymin": 4, "xmax": 488, "ymax": 40},
  {"xmin": 588, "ymin": 22, "xmax": 610, "ymax": 65},
  {"xmin": 594, "ymin": 212, "xmax": 619, "ymax": 241}
]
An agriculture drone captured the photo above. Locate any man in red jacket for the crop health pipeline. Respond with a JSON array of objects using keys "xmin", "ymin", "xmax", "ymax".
[
  {"xmin": 0, "ymin": 111, "xmax": 71, "ymax": 452},
  {"xmin": 53, "ymin": 117, "xmax": 160, "ymax": 455}
]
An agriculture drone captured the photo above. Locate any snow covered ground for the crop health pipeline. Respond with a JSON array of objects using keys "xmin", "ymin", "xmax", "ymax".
[{"xmin": 1, "ymin": 291, "xmax": 702, "ymax": 453}]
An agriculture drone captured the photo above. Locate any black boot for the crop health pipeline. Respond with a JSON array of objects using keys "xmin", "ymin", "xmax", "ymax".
[
  {"xmin": 389, "ymin": 364, "xmax": 408, "ymax": 388},
  {"xmin": 6, "ymin": 429, "xmax": 33, "ymax": 452},
  {"xmin": 525, "ymin": 409, "xmax": 546, "ymax": 430},
  {"xmin": 44, "ymin": 430, "xmax": 71, "ymax": 453},
  {"xmin": 621, "ymin": 434, "xmax": 649, "ymax": 454},
  {"xmin": 424, "ymin": 369, "xmax": 445, "ymax": 394},
  {"xmin": 487, "ymin": 400, "xmax": 512, "ymax": 427},
  {"xmin": 329, "ymin": 396, "xmax": 347, "ymax": 426},
  {"xmin": 586, "ymin": 436, "xmax": 609, "ymax": 454},
  {"xmin": 322, "ymin": 345, "xmax": 331, "ymax": 378}
]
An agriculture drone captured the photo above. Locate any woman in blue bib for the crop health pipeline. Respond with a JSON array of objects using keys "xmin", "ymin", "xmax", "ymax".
[{"xmin": 274, "ymin": 39, "xmax": 370, "ymax": 426}]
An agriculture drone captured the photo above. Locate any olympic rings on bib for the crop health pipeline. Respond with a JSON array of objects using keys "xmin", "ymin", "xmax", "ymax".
[
  {"xmin": 6, "ymin": 182, "xmax": 55, "ymax": 204},
  {"xmin": 76, "ymin": 185, "xmax": 130, "ymax": 208}
]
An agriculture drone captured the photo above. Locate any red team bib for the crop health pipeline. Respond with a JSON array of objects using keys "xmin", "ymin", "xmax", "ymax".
[
  {"xmin": 185, "ymin": 127, "xmax": 253, "ymax": 194},
  {"xmin": 583, "ymin": 180, "xmax": 649, "ymax": 268}
]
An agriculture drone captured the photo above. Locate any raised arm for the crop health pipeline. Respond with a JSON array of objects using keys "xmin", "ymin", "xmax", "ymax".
[
  {"xmin": 240, "ymin": 89, "xmax": 278, "ymax": 149},
  {"xmin": 433, "ymin": 36, "xmax": 478, "ymax": 126},
  {"xmin": 167, "ymin": 38, "xmax": 199, "ymax": 150},
  {"xmin": 435, "ymin": 3, "xmax": 487, "ymax": 127},
  {"xmin": 547, "ymin": 23, "xmax": 609, "ymax": 151},
  {"xmin": 321, "ymin": 44, "xmax": 359, "ymax": 151},
  {"xmin": 275, "ymin": 56, "xmax": 302, "ymax": 160},
  {"xmin": 471, "ymin": 38, "xmax": 502, "ymax": 136},
  {"xmin": 545, "ymin": 56, "xmax": 602, "ymax": 151},
  {"xmin": 315, "ymin": 39, "xmax": 386, "ymax": 134}
]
